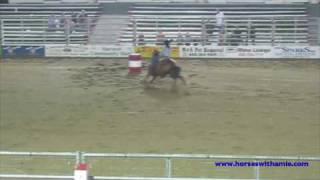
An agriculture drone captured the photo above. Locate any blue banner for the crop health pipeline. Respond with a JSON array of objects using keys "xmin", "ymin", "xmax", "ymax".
[{"xmin": 3, "ymin": 46, "xmax": 45, "ymax": 58}]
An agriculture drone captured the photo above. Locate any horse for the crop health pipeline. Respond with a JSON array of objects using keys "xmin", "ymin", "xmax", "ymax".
[{"xmin": 144, "ymin": 58, "xmax": 186, "ymax": 86}]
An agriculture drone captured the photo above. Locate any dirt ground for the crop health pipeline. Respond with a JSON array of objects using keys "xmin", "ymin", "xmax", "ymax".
[{"xmin": 0, "ymin": 58, "xmax": 319, "ymax": 178}]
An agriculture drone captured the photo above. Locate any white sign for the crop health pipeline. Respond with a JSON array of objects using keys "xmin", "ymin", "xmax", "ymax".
[
  {"xmin": 74, "ymin": 170, "xmax": 88, "ymax": 180},
  {"xmin": 225, "ymin": 46, "xmax": 272, "ymax": 58},
  {"xmin": 180, "ymin": 46, "xmax": 225, "ymax": 58},
  {"xmin": 273, "ymin": 46, "xmax": 320, "ymax": 59},
  {"xmin": 46, "ymin": 45, "xmax": 134, "ymax": 58},
  {"xmin": 180, "ymin": 45, "xmax": 320, "ymax": 59}
]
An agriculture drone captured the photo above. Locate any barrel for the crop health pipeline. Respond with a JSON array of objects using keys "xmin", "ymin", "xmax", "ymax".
[{"xmin": 128, "ymin": 53, "xmax": 142, "ymax": 74}]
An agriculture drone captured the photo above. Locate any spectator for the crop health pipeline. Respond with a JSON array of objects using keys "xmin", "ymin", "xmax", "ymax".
[
  {"xmin": 71, "ymin": 11, "xmax": 78, "ymax": 24},
  {"xmin": 215, "ymin": 9, "xmax": 224, "ymax": 33},
  {"xmin": 177, "ymin": 33, "xmax": 183, "ymax": 45},
  {"xmin": 64, "ymin": 16, "xmax": 75, "ymax": 34},
  {"xmin": 79, "ymin": 10, "xmax": 87, "ymax": 24},
  {"xmin": 184, "ymin": 32, "xmax": 192, "ymax": 46},
  {"xmin": 230, "ymin": 26, "xmax": 242, "ymax": 46},
  {"xmin": 78, "ymin": 10, "xmax": 88, "ymax": 28},
  {"xmin": 48, "ymin": 15, "xmax": 56, "ymax": 30},
  {"xmin": 156, "ymin": 32, "xmax": 165, "ymax": 45},
  {"xmin": 249, "ymin": 26, "xmax": 256, "ymax": 45},
  {"xmin": 137, "ymin": 34, "xmax": 145, "ymax": 46},
  {"xmin": 59, "ymin": 13, "xmax": 66, "ymax": 28},
  {"xmin": 53, "ymin": 15, "xmax": 60, "ymax": 29},
  {"xmin": 216, "ymin": 9, "xmax": 225, "ymax": 45}
]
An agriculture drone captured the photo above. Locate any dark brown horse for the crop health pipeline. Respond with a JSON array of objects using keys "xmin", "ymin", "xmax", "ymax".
[{"xmin": 145, "ymin": 58, "xmax": 186, "ymax": 85}]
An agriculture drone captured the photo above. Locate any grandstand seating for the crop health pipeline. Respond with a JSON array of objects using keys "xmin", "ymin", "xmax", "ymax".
[
  {"xmin": 120, "ymin": 3, "xmax": 313, "ymax": 46},
  {"xmin": 0, "ymin": 3, "xmax": 101, "ymax": 45}
]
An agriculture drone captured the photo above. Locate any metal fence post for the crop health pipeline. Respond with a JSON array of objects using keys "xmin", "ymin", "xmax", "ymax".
[
  {"xmin": 133, "ymin": 19, "xmax": 137, "ymax": 47},
  {"xmin": 165, "ymin": 158, "xmax": 172, "ymax": 178},
  {"xmin": 254, "ymin": 160, "xmax": 260, "ymax": 180},
  {"xmin": 87, "ymin": 16, "xmax": 91, "ymax": 44},
  {"xmin": 318, "ymin": 17, "xmax": 320, "ymax": 46},
  {"xmin": 76, "ymin": 151, "xmax": 82, "ymax": 164},
  {"xmin": 294, "ymin": 17, "xmax": 297, "ymax": 45},
  {"xmin": 66, "ymin": 20, "xmax": 70, "ymax": 46},
  {"xmin": 201, "ymin": 18, "xmax": 205, "ymax": 46},
  {"xmin": 247, "ymin": 19, "xmax": 252, "ymax": 46},
  {"xmin": 0, "ymin": 19, "xmax": 4, "ymax": 45},
  {"xmin": 271, "ymin": 17, "xmax": 275, "ymax": 46}
]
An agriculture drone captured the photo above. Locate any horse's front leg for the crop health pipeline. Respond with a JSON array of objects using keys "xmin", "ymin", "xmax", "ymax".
[
  {"xmin": 178, "ymin": 75, "xmax": 187, "ymax": 85},
  {"xmin": 144, "ymin": 73, "xmax": 150, "ymax": 83},
  {"xmin": 150, "ymin": 76, "xmax": 157, "ymax": 83}
]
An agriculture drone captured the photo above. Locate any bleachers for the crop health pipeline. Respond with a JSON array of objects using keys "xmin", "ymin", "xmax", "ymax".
[
  {"xmin": 0, "ymin": 3, "xmax": 102, "ymax": 45},
  {"xmin": 120, "ymin": 3, "xmax": 312, "ymax": 46}
]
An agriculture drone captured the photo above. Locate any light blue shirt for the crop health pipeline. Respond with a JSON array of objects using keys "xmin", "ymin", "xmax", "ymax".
[{"xmin": 160, "ymin": 46, "xmax": 171, "ymax": 58}]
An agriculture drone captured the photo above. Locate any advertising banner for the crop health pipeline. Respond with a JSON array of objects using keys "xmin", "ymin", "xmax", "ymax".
[
  {"xmin": 45, "ymin": 45, "xmax": 133, "ymax": 57},
  {"xmin": 273, "ymin": 46, "xmax": 320, "ymax": 59},
  {"xmin": 180, "ymin": 46, "xmax": 319, "ymax": 59},
  {"xmin": 225, "ymin": 46, "xmax": 273, "ymax": 58},
  {"xmin": 3, "ymin": 46, "xmax": 45, "ymax": 58},
  {"xmin": 180, "ymin": 46, "xmax": 225, "ymax": 58},
  {"xmin": 0, "ymin": 44, "xmax": 2, "ymax": 59},
  {"xmin": 134, "ymin": 46, "xmax": 180, "ymax": 59}
]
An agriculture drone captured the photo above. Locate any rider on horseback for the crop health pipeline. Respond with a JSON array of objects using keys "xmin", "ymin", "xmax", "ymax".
[
  {"xmin": 149, "ymin": 39, "xmax": 172, "ymax": 73},
  {"xmin": 160, "ymin": 39, "xmax": 172, "ymax": 61},
  {"xmin": 146, "ymin": 39, "xmax": 186, "ymax": 84}
]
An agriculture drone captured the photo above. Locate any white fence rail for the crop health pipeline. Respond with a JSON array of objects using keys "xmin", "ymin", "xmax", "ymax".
[
  {"xmin": 1, "ymin": 16, "xmax": 319, "ymax": 46},
  {"xmin": 0, "ymin": 151, "xmax": 320, "ymax": 180}
]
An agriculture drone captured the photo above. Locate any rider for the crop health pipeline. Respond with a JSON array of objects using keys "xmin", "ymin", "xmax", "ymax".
[
  {"xmin": 149, "ymin": 39, "xmax": 173, "ymax": 73},
  {"xmin": 160, "ymin": 39, "xmax": 172, "ymax": 61}
]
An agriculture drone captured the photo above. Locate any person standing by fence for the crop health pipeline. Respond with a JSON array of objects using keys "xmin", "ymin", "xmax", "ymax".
[{"xmin": 216, "ymin": 9, "xmax": 225, "ymax": 45}]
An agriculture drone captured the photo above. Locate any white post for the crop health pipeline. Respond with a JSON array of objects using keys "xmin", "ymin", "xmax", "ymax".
[
  {"xmin": 74, "ymin": 152, "xmax": 88, "ymax": 180},
  {"xmin": 87, "ymin": 16, "xmax": 90, "ymax": 44},
  {"xmin": 247, "ymin": 19, "xmax": 251, "ymax": 46},
  {"xmin": 201, "ymin": 18, "xmax": 205, "ymax": 46},
  {"xmin": 0, "ymin": 19, "xmax": 4, "ymax": 45},
  {"xmin": 165, "ymin": 158, "xmax": 172, "ymax": 177},
  {"xmin": 254, "ymin": 160, "xmax": 260, "ymax": 180},
  {"xmin": 294, "ymin": 18, "xmax": 297, "ymax": 45},
  {"xmin": 133, "ymin": 19, "xmax": 137, "ymax": 47},
  {"xmin": 271, "ymin": 17, "xmax": 275, "ymax": 46},
  {"xmin": 67, "ymin": 21, "xmax": 70, "ymax": 46}
]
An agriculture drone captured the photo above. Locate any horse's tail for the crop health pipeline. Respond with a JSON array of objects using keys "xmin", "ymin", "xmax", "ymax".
[{"xmin": 169, "ymin": 66, "xmax": 181, "ymax": 79}]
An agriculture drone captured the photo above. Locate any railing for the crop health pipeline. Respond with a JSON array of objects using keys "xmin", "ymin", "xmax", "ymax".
[
  {"xmin": 0, "ymin": 16, "xmax": 319, "ymax": 46},
  {"xmin": 130, "ymin": 16, "xmax": 319, "ymax": 46},
  {"xmin": 0, "ymin": 151, "xmax": 320, "ymax": 180}
]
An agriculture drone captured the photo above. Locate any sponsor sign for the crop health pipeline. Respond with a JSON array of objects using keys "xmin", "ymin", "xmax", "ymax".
[
  {"xmin": 273, "ymin": 46, "xmax": 320, "ymax": 59},
  {"xmin": 180, "ymin": 46, "xmax": 319, "ymax": 59},
  {"xmin": 45, "ymin": 45, "xmax": 133, "ymax": 57},
  {"xmin": 134, "ymin": 46, "xmax": 179, "ymax": 59},
  {"xmin": 3, "ymin": 46, "xmax": 45, "ymax": 58},
  {"xmin": 180, "ymin": 46, "xmax": 225, "ymax": 58},
  {"xmin": 225, "ymin": 46, "xmax": 272, "ymax": 58}
]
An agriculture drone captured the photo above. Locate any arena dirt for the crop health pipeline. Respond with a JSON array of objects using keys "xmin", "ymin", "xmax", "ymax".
[{"xmin": 0, "ymin": 58, "xmax": 319, "ymax": 178}]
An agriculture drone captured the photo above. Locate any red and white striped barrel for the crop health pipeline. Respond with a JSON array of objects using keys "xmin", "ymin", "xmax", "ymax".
[
  {"xmin": 74, "ymin": 163, "xmax": 89, "ymax": 180},
  {"xmin": 128, "ymin": 53, "xmax": 142, "ymax": 74}
]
